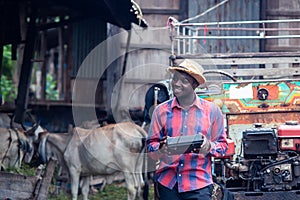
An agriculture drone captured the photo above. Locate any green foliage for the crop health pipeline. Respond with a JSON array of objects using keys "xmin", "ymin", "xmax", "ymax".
[
  {"xmin": 5, "ymin": 163, "xmax": 38, "ymax": 176},
  {"xmin": 2, "ymin": 45, "xmax": 13, "ymax": 79},
  {"xmin": 0, "ymin": 75, "xmax": 17, "ymax": 103},
  {"xmin": 46, "ymin": 74, "xmax": 59, "ymax": 100},
  {"xmin": 1, "ymin": 45, "xmax": 17, "ymax": 103},
  {"xmin": 48, "ymin": 183, "xmax": 155, "ymax": 200}
]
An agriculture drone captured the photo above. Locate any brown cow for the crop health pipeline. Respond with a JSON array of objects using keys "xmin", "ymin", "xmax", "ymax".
[{"xmin": 35, "ymin": 122, "xmax": 147, "ymax": 200}]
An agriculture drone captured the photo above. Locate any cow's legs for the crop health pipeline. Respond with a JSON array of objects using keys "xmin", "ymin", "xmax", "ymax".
[
  {"xmin": 99, "ymin": 178, "xmax": 107, "ymax": 191},
  {"xmin": 135, "ymin": 173, "xmax": 145, "ymax": 200},
  {"xmin": 69, "ymin": 167, "xmax": 80, "ymax": 200},
  {"xmin": 124, "ymin": 172, "xmax": 137, "ymax": 200},
  {"xmin": 81, "ymin": 176, "xmax": 90, "ymax": 200}
]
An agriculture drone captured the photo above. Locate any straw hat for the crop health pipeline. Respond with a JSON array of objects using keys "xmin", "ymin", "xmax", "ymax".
[{"xmin": 168, "ymin": 59, "xmax": 206, "ymax": 85}]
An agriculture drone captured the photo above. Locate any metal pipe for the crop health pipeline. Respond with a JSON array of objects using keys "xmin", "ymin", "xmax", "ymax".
[
  {"xmin": 176, "ymin": 18, "xmax": 300, "ymax": 26},
  {"xmin": 176, "ymin": 35, "xmax": 300, "ymax": 39},
  {"xmin": 180, "ymin": 27, "xmax": 300, "ymax": 31},
  {"xmin": 183, "ymin": 27, "xmax": 186, "ymax": 54},
  {"xmin": 177, "ymin": 27, "xmax": 180, "ymax": 55}
]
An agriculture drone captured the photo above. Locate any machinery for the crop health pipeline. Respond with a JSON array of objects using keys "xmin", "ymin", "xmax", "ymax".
[
  {"xmin": 166, "ymin": 17, "xmax": 300, "ymax": 199},
  {"xmin": 214, "ymin": 122, "xmax": 300, "ymax": 193},
  {"xmin": 204, "ymin": 80, "xmax": 300, "ymax": 199}
]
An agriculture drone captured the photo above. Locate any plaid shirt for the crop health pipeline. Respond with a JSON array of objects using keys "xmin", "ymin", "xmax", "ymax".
[{"xmin": 147, "ymin": 96, "xmax": 228, "ymax": 192}]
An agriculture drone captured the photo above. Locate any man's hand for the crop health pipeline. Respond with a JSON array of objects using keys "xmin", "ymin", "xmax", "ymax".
[
  {"xmin": 198, "ymin": 136, "xmax": 211, "ymax": 155},
  {"xmin": 159, "ymin": 136, "xmax": 168, "ymax": 153}
]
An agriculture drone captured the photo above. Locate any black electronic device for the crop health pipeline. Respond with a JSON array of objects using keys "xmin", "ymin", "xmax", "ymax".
[{"xmin": 166, "ymin": 134, "xmax": 203, "ymax": 155}]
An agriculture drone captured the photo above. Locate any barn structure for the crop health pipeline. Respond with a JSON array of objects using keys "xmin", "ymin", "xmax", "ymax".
[
  {"xmin": 1, "ymin": 0, "xmax": 300, "ymax": 132},
  {"xmin": 0, "ymin": 0, "xmax": 147, "ymax": 131}
]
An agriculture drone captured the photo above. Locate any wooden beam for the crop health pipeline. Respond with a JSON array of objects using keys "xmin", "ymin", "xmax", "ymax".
[
  {"xmin": 121, "ymin": 43, "xmax": 170, "ymax": 50},
  {"xmin": 14, "ymin": 7, "xmax": 37, "ymax": 124},
  {"xmin": 266, "ymin": 9, "xmax": 300, "ymax": 17},
  {"xmin": 58, "ymin": 26, "xmax": 64, "ymax": 99},
  {"xmin": 142, "ymin": 8, "xmax": 180, "ymax": 15},
  {"xmin": 173, "ymin": 52, "xmax": 300, "ymax": 65},
  {"xmin": 176, "ymin": 56, "xmax": 300, "ymax": 65},
  {"xmin": 124, "ymin": 78, "xmax": 169, "ymax": 84},
  {"xmin": 265, "ymin": 45, "xmax": 300, "ymax": 52},
  {"xmin": 220, "ymin": 68, "xmax": 300, "ymax": 77}
]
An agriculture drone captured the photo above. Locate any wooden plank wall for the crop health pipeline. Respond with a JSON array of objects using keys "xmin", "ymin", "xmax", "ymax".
[
  {"xmin": 265, "ymin": 0, "xmax": 300, "ymax": 52},
  {"xmin": 114, "ymin": 0, "xmax": 183, "ymax": 118}
]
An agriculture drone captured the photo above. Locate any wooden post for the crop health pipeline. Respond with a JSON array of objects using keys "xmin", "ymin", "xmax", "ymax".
[
  {"xmin": 58, "ymin": 26, "xmax": 64, "ymax": 100},
  {"xmin": 36, "ymin": 159, "xmax": 57, "ymax": 200},
  {"xmin": 14, "ymin": 6, "xmax": 37, "ymax": 124},
  {"xmin": 37, "ymin": 31, "xmax": 47, "ymax": 100},
  {"xmin": 64, "ymin": 26, "xmax": 72, "ymax": 103}
]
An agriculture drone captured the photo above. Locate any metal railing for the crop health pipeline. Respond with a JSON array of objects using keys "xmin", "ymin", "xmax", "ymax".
[{"xmin": 168, "ymin": 18, "xmax": 300, "ymax": 55}]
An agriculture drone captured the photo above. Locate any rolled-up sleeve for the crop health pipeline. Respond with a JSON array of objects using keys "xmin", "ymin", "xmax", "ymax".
[
  {"xmin": 147, "ymin": 106, "xmax": 164, "ymax": 160},
  {"xmin": 209, "ymin": 105, "xmax": 228, "ymax": 157}
]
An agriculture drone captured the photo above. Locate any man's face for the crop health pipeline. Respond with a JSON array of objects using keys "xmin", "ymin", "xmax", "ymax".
[{"xmin": 171, "ymin": 70, "xmax": 197, "ymax": 99}]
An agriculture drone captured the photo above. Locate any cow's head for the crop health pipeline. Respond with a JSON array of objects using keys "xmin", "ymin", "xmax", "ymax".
[
  {"xmin": 1, "ymin": 128, "xmax": 34, "ymax": 170},
  {"xmin": 23, "ymin": 123, "xmax": 47, "ymax": 163}
]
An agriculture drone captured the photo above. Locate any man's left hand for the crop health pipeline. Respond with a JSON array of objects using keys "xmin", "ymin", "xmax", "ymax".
[{"xmin": 198, "ymin": 136, "xmax": 211, "ymax": 155}]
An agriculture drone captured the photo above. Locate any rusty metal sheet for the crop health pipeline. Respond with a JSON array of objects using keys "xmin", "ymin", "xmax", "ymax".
[
  {"xmin": 199, "ymin": 80, "xmax": 300, "ymax": 115},
  {"xmin": 222, "ymin": 80, "xmax": 300, "ymax": 114},
  {"xmin": 227, "ymin": 112, "xmax": 300, "ymax": 125},
  {"xmin": 189, "ymin": 0, "xmax": 260, "ymax": 59}
]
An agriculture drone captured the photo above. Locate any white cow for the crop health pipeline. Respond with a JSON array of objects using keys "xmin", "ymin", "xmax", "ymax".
[
  {"xmin": 36, "ymin": 122, "xmax": 147, "ymax": 200},
  {"xmin": 0, "ymin": 127, "xmax": 33, "ymax": 170}
]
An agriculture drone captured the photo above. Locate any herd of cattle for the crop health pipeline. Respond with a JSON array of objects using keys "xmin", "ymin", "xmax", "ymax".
[{"xmin": 0, "ymin": 114, "xmax": 148, "ymax": 200}]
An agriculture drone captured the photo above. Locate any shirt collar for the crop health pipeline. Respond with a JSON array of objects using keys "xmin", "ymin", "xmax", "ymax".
[{"xmin": 171, "ymin": 93, "xmax": 202, "ymax": 110}]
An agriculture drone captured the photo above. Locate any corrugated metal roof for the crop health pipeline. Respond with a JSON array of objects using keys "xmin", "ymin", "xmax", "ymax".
[
  {"xmin": 188, "ymin": 0, "xmax": 260, "ymax": 69},
  {"xmin": 71, "ymin": 18, "xmax": 107, "ymax": 78}
]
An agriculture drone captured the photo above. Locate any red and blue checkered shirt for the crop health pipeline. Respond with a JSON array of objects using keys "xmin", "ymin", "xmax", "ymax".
[{"xmin": 147, "ymin": 96, "xmax": 228, "ymax": 192}]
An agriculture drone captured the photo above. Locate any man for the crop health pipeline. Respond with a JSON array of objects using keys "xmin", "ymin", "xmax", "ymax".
[{"xmin": 147, "ymin": 59, "xmax": 228, "ymax": 200}]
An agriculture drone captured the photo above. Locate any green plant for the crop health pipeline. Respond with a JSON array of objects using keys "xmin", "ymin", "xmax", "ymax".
[
  {"xmin": 2, "ymin": 45, "xmax": 13, "ymax": 79},
  {"xmin": 47, "ymin": 183, "xmax": 155, "ymax": 200},
  {"xmin": 6, "ymin": 163, "xmax": 37, "ymax": 176},
  {"xmin": 1, "ymin": 45, "xmax": 17, "ymax": 103},
  {"xmin": 0, "ymin": 75, "xmax": 17, "ymax": 103},
  {"xmin": 46, "ymin": 74, "xmax": 59, "ymax": 100}
]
